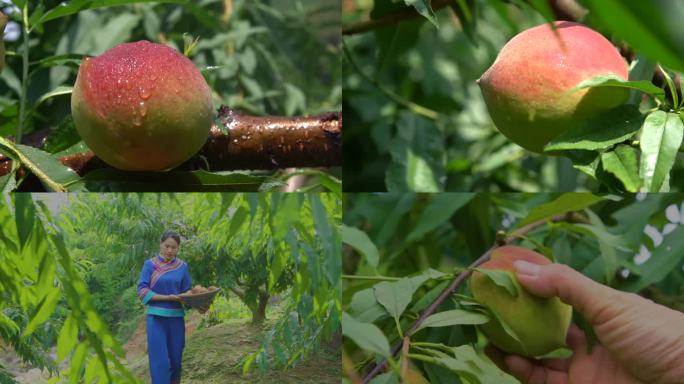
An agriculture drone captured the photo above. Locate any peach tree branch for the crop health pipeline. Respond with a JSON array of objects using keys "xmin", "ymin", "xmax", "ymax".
[
  {"xmin": 361, "ymin": 211, "xmax": 588, "ymax": 383},
  {"xmin": 0, "ymin": 107, "xmax": 341, "ymax": 177}
]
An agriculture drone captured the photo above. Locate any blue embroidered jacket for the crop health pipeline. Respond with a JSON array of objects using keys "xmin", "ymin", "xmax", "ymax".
[{"xmin": 137, "ymin": 255, "xmax": 191, "ymax": 317}]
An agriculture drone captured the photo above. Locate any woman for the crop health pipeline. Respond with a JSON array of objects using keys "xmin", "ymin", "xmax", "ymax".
[{"xmin": 137, "ymin": 231, "xmax": 191, "ymax": 384}]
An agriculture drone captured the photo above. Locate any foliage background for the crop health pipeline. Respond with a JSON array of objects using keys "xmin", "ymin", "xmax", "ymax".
[
  {"xmin": 0, "ymin": 192, "xmax": 341, "ymax": 383},
  {"xmin": 0, "ymin": 0, "xmax": 341, "ymax": 192},
  {"xmin": 342, "ymin": 193, "xmax": 684, "ymax": 383},
  {"xmin": 342, "ymin": 0, "xmax": 684, "ymax": 192}
]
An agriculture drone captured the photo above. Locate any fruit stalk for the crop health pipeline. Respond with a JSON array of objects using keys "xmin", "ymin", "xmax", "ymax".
[
  {"xmin": 361, "ymin": 211, "xmax": 588, "ymax": 383},
  {"xmin": 0, "ymin": 108, "xmax": 342, "ymax": 176}
]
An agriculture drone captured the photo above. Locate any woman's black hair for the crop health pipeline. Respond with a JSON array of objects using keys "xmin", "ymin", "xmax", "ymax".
[{"xmin": 160, "ymin": 230, "xmax": 181, "ymax": 245}]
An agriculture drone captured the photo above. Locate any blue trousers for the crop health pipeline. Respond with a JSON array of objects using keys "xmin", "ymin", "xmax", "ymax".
[{"xmin": 147, "ymin": 315, "xmax": 185, "ymax": 384}]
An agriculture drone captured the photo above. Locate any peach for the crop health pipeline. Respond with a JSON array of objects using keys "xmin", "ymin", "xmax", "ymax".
[
  {"xmin": 71, "ymin": 41, "xmax": 213, "ymax": 170},
  {"xmin": 469, "ymin": 246, "xmax": 572, "ymax": 357},
  {"xmin": 478, "ymin": 21, "xmax": 629, "ymax": 153}
]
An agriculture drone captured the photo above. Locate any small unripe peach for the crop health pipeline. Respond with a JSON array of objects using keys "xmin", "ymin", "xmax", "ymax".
[
  {"xmin": 71, "ymin": 41, "xmax": 213, "ymax": 170},
  {"xmin": 469, "ymin": 246, "xmax": 572, "ymax": 357},
  {"xmin": 478, "ymin": 21, "xmax": 629, "ymax": 153}
]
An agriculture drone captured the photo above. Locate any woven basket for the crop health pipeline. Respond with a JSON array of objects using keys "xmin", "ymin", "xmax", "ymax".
[{"xmin": 179, "ymin": 288, "xmax": 220, "ymax": 309}]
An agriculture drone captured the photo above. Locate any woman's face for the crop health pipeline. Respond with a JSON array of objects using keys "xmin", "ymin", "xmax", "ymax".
[{"xmin": 160, "ymin": 237, "xmax": 179, "ymax": 260}]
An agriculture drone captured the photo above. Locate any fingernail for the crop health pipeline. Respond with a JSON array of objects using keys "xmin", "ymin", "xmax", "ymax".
[{"xmin": 513, "ymin": 260, "xmax": 541, "ymax": 277}]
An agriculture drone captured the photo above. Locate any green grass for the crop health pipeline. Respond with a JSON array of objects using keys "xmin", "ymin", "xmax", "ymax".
[{"xmin": 128, "ymin": 318, "xmax": 340, "ymax": 384}]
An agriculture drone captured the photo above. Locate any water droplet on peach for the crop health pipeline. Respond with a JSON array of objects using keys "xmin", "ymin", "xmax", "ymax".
[
  {"xmin": 139, "ymin": 101, "xmax": 147, "ymax": 117},
  {"xmin": 139, "ymin": 88, "xmax": 151, "ymax": 100}
]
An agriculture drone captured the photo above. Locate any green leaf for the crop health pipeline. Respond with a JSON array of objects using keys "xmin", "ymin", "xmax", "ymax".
[
  {"xmin": 0, "ymin": 138, "xmax": 80, "ymax": 192},
  {"xmin": 42, "ymin": 116, "xmax": 82, "ymax": 154},
  {"xmin": 341, "ymin": 225, "xmax": 379, "ymax": 268},
  {"xmin": 348, "ymin": 288, "xmax": 387, "ymax": 323},
  {"xmin": 472, "ymin": 268, "xmax": 518, "ymax": 297},
  {"xmin": 386, "ymin": 112, "xmax": 445, "ymax": 192},
  {"xmin": 35, "ymin": 86, "xmax": 73, "ymax": 107},
  {"xmin": 56, "ymin": 313, "xmax": 78, "ymax": 363},
  {"xmin": 69, "ymin": 341, "xmax": 89, "ymax": 381},
  {"xmin": 526, "ymin": 0, "xmax": 556, "ymax": 22},
  {"xmin": 0, "ymin": 313, "xmax": 19, "ymax": 335},
  {"xmin": 316, "ymin": 172, "xmax": 342, "ymax": 199},
  {"xmin": 22, "ymin": 287, "xmax": 61, "ymax": 338},
  {"xmin": 514, "ymin": 193, "xmax": 604, "ymax": 228},
  {"xmin": 373, "ymin": 277, "xmax": 420, "ymax": 321},
  {"xmin": 405, "ymin": 194, "xmax": 474, "ymax": 242},
  {"xmin": 29, "ymin": 54, "xmax": 83, "ymax": 73},
  {"xmin": 544, "ymin": 105, "xmax": 644, "ymax": 152},
  {"xmin": 583, "ymin": 210, "xmax": 618, "ymax": 285},
  {"xmin": 565, "ymin": 150, "xmax": 601, "ymax": 178},
  {"xmin": 83, "ymin": 355, "xmax": 104, "ymax": 384},
  {"xmin": 283, "ymin": 83, "xmax": 306, "ymax": 116},
  {"xmin": 341, "ymin": 312, "xmax": 391, "ymax": 359},
  {"xmin": 559, "ymin": 223, "xmax": 631, "ymax": 253},
  {"xmin": 423, "ymin": 345, "xmax": 518, "ymax": 384},
  {"xmin": 582, "ymin": 0, "xmax": 684, "ymax": 72},
  {"xmin": 403, "ymin": 0, "xmax": 438, "ymax": 28},
  {"xmin": 369, "ymin": 372, "xmax": 400, "ymax": 384},
  {"xmin": 415, "ymin": 309, "xmax": 489, "ymax": 332},
  {"xmin": 449, "ymin": 344, "xmax": 519, "ymax": 383},
  {"xmin": 228, "ymin": 207, "xmax": 248, "ymax": 236},
  {"xmin": 40, "ymin": 0, "xmax": 186, "ymax": 23},
  {"xmin": 639, "ymin": 111, "xmax": 683, "ymax": 192},
  {"xmin": 450, "ymin": 0, "xmax": 478, "ymax": 43},
  {"xmin": 14, "ymin": 193, "xmax": 35, "ymax": 250},
  {"xmin": 601, "ymin": 145, "xmax": 640, "ymax": 192},
  {"xmin": 77, "ymin": 169, "xmax": 279, "ymax": 192},
  {"xmin": 268, "ymin": 251, "xmax": 286, "ymax": 290},
  {"xmin": 573, "ymin": 75, "xmax": 666, "ymax": 102},
  {"xmin": 621, "ymin": 224, "xmax": 684, "ymax": 292},
  {"xmin": 409, "ymin": 281, "xmax": 448, "ymax": 314},
  {"xmin": 659, "ymin": 67, "xmax": 679, "ymax": 107}
]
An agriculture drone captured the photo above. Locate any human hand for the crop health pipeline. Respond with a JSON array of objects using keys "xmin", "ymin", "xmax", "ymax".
[
  {"xmin": 169, "ymin": 294, "xmax": 181, "ymax": 303},
  {"xmin": 486, "ymin": 261, "xmax": 684, "ymax": 384}
]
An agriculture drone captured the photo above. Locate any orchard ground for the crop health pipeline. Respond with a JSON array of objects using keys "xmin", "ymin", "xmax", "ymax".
[{"xmin": 1, "ymin": 311, "xmax": 340, "ymax": 383}]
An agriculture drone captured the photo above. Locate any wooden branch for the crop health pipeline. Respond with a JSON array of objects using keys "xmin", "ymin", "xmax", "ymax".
[
  {"xmin": 204, "ymin": 106, "xmax": 341, "ymax": 170},
  {"xmin": 0, "ymin": 106, "xmax": 341, "ymax": 177},
  {"xmin": 361, "ymin": 211, "xmax": 588, "ymax": 383}
]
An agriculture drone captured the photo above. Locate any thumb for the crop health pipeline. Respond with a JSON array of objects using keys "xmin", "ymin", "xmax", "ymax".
[{"xmin": 512, "ymin": 260, "xmax": 625, "ymax": 325}]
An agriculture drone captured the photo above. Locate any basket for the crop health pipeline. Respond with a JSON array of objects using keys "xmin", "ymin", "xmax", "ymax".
[{"xmin": 179, "ymin": 288, "xmax": 220, "ymax": 309}]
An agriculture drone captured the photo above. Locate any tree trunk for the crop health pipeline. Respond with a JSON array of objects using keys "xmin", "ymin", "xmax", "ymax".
[{"xmin": 251, "ymin": 290, "xmax": 269, "ymax": 325}]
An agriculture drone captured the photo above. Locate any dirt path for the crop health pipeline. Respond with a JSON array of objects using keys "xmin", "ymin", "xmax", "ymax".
[
  {"xmin": 127, "ymin": 315, "xmax": 340, "ymax": 384},
  {"xmin": 1, "ymin": 314, "xmax": 340, "ymax": 383}
]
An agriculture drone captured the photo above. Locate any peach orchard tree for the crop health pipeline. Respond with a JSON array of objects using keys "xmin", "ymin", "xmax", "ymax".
[
  {"xmin": 0, "ymin": 192, "xmax": 341, "ymax": 383},
  {"xmin": 342, "ymin": 193, "xmax": 684, "ymax": 383},
  {"xmin": 343, "ymin": 0, "xmax": 684, "ymax": 192}
]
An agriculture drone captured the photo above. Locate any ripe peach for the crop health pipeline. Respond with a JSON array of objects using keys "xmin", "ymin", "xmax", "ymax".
[
  {"xmin": 71, "ymin": 41, "xmax": 213, "ymax": 170},
  {"xmin": 478, "ymin": 21, "xmax": 629, "ymax": 153},
  {"xmin": 469, "ymin": 246, "xmax": 572, "ymax": 357}
]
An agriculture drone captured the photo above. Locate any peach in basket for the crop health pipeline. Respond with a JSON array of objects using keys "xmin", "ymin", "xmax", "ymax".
[{"xmin": 179, "ymin": 285, "xmax": 220, "ymax": 309}]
